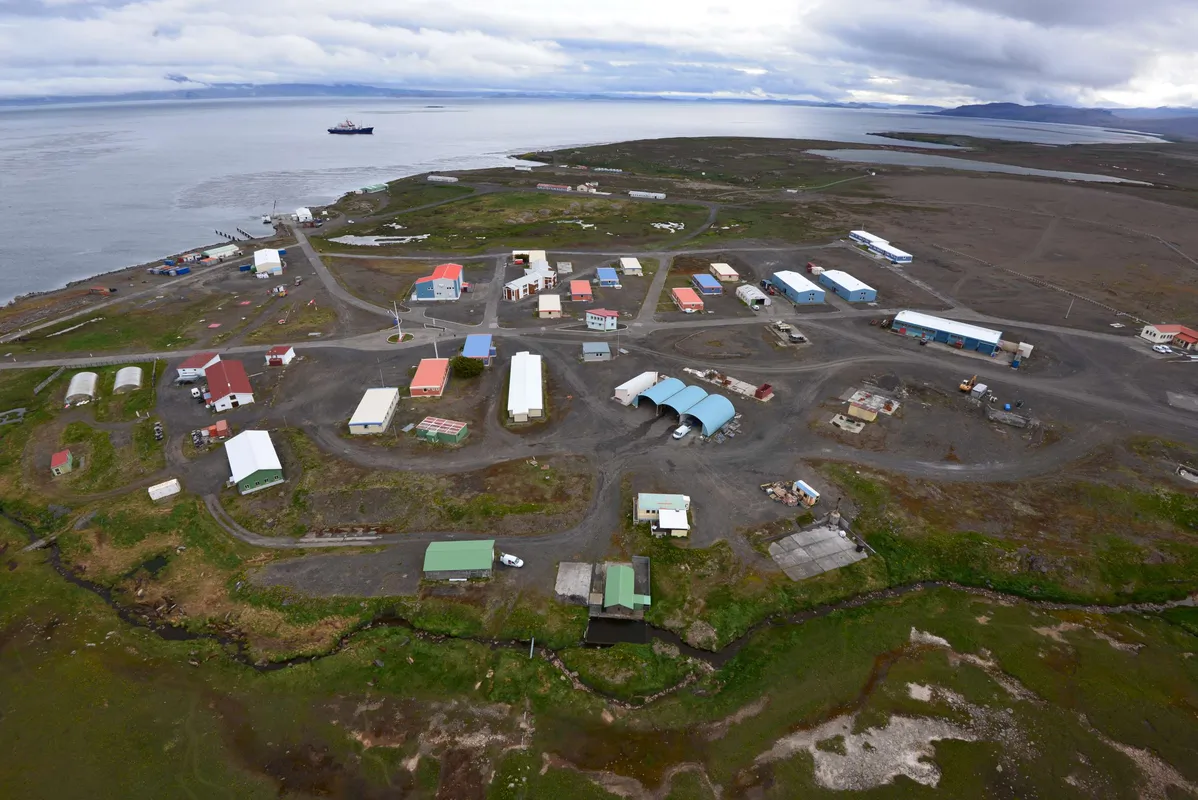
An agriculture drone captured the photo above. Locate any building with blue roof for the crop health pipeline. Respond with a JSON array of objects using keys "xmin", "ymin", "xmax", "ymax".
[
  {"xmin": 596, "ymin": 267, "xmax": 621, "ymax": 288},
  {"xmin": 691, "ymin": 273, "xmax": 723, "ymax": 295},
  {"xmin": 634, "ymin": 377, "xmax": 685, "ymax": 408},
  {"xmin": 683, "ymin": 394, "xmax": 736, "ymax": 436},
  {"xmin": 661, "ymin": 385, "xmax": 708, "ymax": 417},
  {"xmin": 462, "ymin": 334, "xmax": 496, "ymax": 365}
]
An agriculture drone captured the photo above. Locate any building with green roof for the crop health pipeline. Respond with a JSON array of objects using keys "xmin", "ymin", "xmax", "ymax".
[
  {"xmin": 603, "ymin": 563, "xmax": 651, "ymax": 614},
  {"xmin": 422, "ymin": 540, "xmax": 495, "ymax": 580}
]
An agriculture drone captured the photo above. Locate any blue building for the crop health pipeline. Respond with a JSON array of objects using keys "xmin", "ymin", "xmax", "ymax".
[
  {"xmin": 818, "ymin": 270, "xmax": 877, "ymax": 303},
  {"xmin": 892, "ymin": 310, "xmax": 1003, "ymax": 356},
  {"xmin": 769, "ymin": 271, "xmax": 825, "ymax": 305},
  {"xmin": 413, "ymin": 263, "xmax": 463, "ymax": 301},
  {"xmin": 462, "ymin": 334, "xmax": 496, "ymax": 365},
  {"xmin": 691, "ymin": 274, "xmax": 723, "ymax": 295},
  {"xmin": 596, "ymin": 267, "xmax": 621, "ymax": 288}
]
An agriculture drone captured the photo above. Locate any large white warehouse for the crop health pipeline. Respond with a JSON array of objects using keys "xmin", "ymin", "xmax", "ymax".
[
  {"xmin": 348, "ymin": 388, "xmax": 400, "ymax": 434},
  {"xmin": 507, "ymin": 352, "xmax": 544, "ymax": 422}
]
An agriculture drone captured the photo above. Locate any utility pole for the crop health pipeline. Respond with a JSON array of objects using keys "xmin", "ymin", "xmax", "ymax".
[{"xmin": 1065, "ymin": 298, "xmax": 1074, "ymax": 319}]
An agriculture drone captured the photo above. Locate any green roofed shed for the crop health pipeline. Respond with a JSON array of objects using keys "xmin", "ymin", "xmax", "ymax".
[
  {"xmin": 603, "ymin": 564, "xmax": 650, "ymax": 611},
  {"xmin": 423, "ymin": 540, "xmax": 495, "ymax": 580}
]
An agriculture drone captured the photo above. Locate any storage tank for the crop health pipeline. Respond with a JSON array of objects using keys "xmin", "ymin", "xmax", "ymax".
[
  {"xmin": 114, "ymin": 366, "xmax": 143, "ymax": 394},
  {"xmin": 65, "ymin": 371, "xmax": 98, "ymax": 403}
]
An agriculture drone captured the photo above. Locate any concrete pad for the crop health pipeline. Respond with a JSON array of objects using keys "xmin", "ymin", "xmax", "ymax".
[
  {"xmin": 555, "ymin": 562, "xmax": 593, "ymax": 604},
  {"xmin": 1167, "ymin": 392, "xmax": 1198, "ymax": 413},
  {"xmin": 769, "ymin": 523, "xmax": 869, "ymax": 582}
]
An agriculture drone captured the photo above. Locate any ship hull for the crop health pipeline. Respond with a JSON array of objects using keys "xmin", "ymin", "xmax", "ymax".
[{"xmin": 328, "ymin": 127, "xmax": 374, "ymax": 135}]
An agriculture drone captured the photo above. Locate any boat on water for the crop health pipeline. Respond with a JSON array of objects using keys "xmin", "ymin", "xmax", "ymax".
[
  {"xmin": 261, "ymin": 215, "xmax": 272, "ymax": 225},
  {"xmin": 328, "ymin": 119, "xmax": 374, "ymax": 135}
]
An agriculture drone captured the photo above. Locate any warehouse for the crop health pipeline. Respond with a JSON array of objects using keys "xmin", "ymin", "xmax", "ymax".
[
  {"xmin": 612, "ymin": 372, "xmax": 660, "ymax": 405},
  {"xmin": 691, "ymin": 273, "xmax": 723, "ymax": 295},
  {"xmin": 619, "ymin": 257, "xmax": 643, "ymax": 276},
  {"xmin": 224, "ymin": 430, "xmax": 283, "ymax": 495},
  {"xmin": 671, "ymin": 287, "xmax": 704, "ymax": 312},
  {"xmin": 423, "ymin": 540, "xmax": 494, "ymax": 581},
  {"xmin": 586, "ymin": 309, "xmax": 619, "ymax": 331},
  {"xmin": 113, "ymin": 366, "xmax": 142, "ymax": 393},
  {"xmin": 628, "ymin": 190, "xmax": 666, "ymax": 200},
  {"xmin": 710, "ymin": 262, "xmax": 739, "ymax": 282},
  {"xmin": 203, "ymin": 244, "xmax": 241, "ymax": 260},
  {"xmin": 634, "ymin": 493, "xmax": 690, "ymax": 523},
  {"xmin": 892, "ymin": 310, "xmax": 1002, "ymax": 355},
  {"xmin": 582, "ymin": 342, "xmax": 612, "ymax": 362},
  {"xmin": 538, "ymin": 294, "xmax": 563, "ymax": 319},
  {"xmin": 348, "ymin": 387, "xmax": 400, "ymax": 434},
  {"xmin": 415, "ymin": 417, "xmax": 469, "ymax": 444},
  {"xmin": 683, "ymin": 394, "xmax": 736, "ymax": 436},
  {"xmin": 206, "ymin": 360, "xmax": 254, "ymax": 411},
  {"xmin": 849, "ymin": 230, "xmax": 888, "ymax": 248},
  {"xmin": 819, "ymin": 270, "xmax": 877, "ymax": 302},
  {"xmin": 253, "ymin": 249, "xmax": 283, "ymax": 275},
  {"xmin": 65, "ymin": 371, "xmax": 98, "ymax": 403},
  {"xmin": 870, "ymin": 241, "xmax": 913, "ymax": 264},
  {"xmin": 596, "ymin": 267, "xmax": 621, "ymax": 288},
  {"xmin": 770, "ymin": 271, "xmax": 825, "ymax": 305},
  {"xmin": 410, "ymin": 358, "xmax": 450, "ymax": 397},
  {"xmin": 570, "ymin": 280, "xmax": 593, "ymax": 302},
  {"xmin": 176, "ymin": 352, "xmax": 220, "ymax": 381},
  {"xmin": 412, "ymin": 263, "xmax": 463, "ymax": 301},
  {"xmin": 736, "ymin": 284, "xmax": 771, "ymax": 308},
  {"xmin": 294, "ymin": 208, "xmax": 313, "ymax": 223},
  {"xmin": 462, "ymin": 334, "xmax": 496, "ymax": 365},
  {"xmin": 507, "ymin": 352, "xmax": 544, "ymax": 422},
  {"xmin": 265, "ymin": 345, "xmax": 296, "ymax": 366}
]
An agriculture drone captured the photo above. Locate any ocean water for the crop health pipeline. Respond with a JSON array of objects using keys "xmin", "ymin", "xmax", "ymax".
[{"xmin": 0, "ymin": 97, "xmax": 1160, "ymax": 302}]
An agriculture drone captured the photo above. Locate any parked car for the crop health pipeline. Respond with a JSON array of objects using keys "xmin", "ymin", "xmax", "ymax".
[
  {"xmin": 499, "ymin": 553, "xmax": 523, "ymax": 568},
  {"xmin": 672, "ymin": 424, "xmax": 692, "ymax": 440},
  {"xmin": 1152, "ymin": 345, "xmax": 1173, "ymax": 354}
]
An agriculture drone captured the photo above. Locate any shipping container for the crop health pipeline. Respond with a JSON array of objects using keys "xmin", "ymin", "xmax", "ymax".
[{"xmin": 174, "ymin": 266, "xmax": 191, "ymax": 275}]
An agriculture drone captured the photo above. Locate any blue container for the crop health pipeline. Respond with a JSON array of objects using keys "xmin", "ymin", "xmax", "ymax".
[
  {"xmin": 174, "ymin": 266, "xmax": 191, "ymax": 275},
  {"xmin": 277, "ymin": 249, "xmax": 287, "ymax": 255},
  {"xmin": 163, "ymin": 259, "xmax": 176, "ymax": 266},
  {"xmin": 239, "ymin": 265, "xmax": 252, "ymax": 272},
  {"xmin": 1004, "ymin": 403, "xmax": 1011, "ymax": 411}
]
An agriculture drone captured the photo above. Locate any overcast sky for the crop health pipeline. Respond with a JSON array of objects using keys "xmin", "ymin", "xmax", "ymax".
[{"xmin": 2, "ymin": 0, "xmax": 1197, "ymax": 105}]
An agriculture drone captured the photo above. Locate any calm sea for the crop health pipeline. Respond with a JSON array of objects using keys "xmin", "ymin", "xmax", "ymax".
[{"xmin": 0, "ymin": 97, "xmax": 1159, "ymax": 302}]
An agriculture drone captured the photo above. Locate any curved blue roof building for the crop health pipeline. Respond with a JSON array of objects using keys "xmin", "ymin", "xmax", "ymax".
[
  {"xmin": 633, "ymin": 377, "xmax": 685, "ymax": 408},
  {"xmin": 683, "ymin": 394, "xmax": 736, "ymax": 436},
  {"xmin": 660, "ymin": 385, "xmax": 708, "ymax": 417}
]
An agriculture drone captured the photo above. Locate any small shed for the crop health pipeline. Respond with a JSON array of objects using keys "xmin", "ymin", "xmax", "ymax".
[
  {"xmin": 671, "ymin": 287, "xmax": 704, "ymax": 312},
  {"xmin": 50, "ymin": 449, "xmax": 74, "ymax": 476},
  {"xmin": 570, "ymin": 280, "xmax": 593, "ymax": 302},
  {"xmin": 538, "ymin": 294, "xmax": 563, "ymax": 319},
  {"xmin": 657, "ymin": 508, "xmax": 690, "ymax": 538},
  {"xmin": 113, "ymin": 366, "xmax": 143, "ymax": 393},
  {"xmin": 582, "ymin": 342, "xmax": 612, "ymax": 362},
  {"xmin": 265, "ymin": 346, "xmax": 296, "ymax": 366},
  {"xmin": 65, "ymin": 371, "xmax": 98, "ymax": 403},
  {"xmin": 634, "ymin": 493, "xmax": 691, "ymax": 522},
  {"xmin": 596, "ymin": 267, "xmax": 621, "ymax": 288},
  {"xmin": 462, "ymin": 334, "xmax": 496, "ymax": 365},
  {"xmin": 710, "ymin": 262, "xmax": 739, "ymax": 282},
  {"xmin": 411, "ymin": 358, "xmax": 450, "ymax": 397},
  {"xmin": 423, "ymin": 540, "xmax": 494, "ymax": 581},
  {"xmin": 604, "ymin": 564, "xmax": 651, "ymax": 612},
  {"xmin": 415, "ymin": 416, "xmax": 469, "ymax": 444},
  {"xmin": 692, "ymin": 273, "xmax": 723, "ymax": 295},
  {"xmin": 619, "ymin": 257, "xmax": 643, "ymax": 276}
]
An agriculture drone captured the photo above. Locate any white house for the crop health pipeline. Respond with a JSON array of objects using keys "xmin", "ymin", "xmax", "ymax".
[
  {"xmin": 348, "ymin": 387, "xmax": 400, "ymax": 434},
  {"xmin": 619, "ymin": 257, "xmax": 643, "ymax": 276},
  {"xmin": 507, "ymin": 352, "xmax": 544, "ymax": 422},
  {"xmin": 586, "ymin": 309, "xmax": 619, "ymax": 331},
  {"xmin": 205, "ymin": 360, "xmax": 254, "ymax": 412},
  {"xmin": 295, "ymin": 207, "xmax": 313, "ymax": 223},
  {"xmin": 503, "ymin": 263, "xmax": 557, "ymax": 301},
  {"xmin": 265, "ymin": 346, "xmax": 295, "ymax": 366},
  {"xmin": 538, "ymin": 294, "xmax": 563, "ymax": 319},
  {"xmin": 176, "ymin": 352, "xmax": 221, "ymax": 381}
]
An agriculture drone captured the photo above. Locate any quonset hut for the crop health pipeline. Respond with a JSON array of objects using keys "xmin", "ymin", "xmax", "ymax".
[
  {"xmin": 113, "ymin": 366, "xmax": 143, "ymax": 393},
  {"xmin": 66, "ymin": 371, "xmax": 98, "ymax": 403},
  {"xmin": 632, "ymin": 379, "xmax": 736, "ymax": 436}
]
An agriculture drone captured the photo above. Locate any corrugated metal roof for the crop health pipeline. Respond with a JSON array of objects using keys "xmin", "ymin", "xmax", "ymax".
[
  {"xmin": 349, "ymin": 388, "xmax": 399, "ymax": 426},
  {"xmin": 894, "ymin": 310, "xmax": 1002, "ymax": 345},
  {"xmin": 178, "ymin": 352, "xmax": 219, "ymax": 370},
  {"xmin": 661, "ymin": 385, "xmax": 708, "ymax": 416},
  {"xmin": 692, "ymin": 274, "xmax": 721, "ymax": 288},
  {"xmin": 254, "ymin": 249, "xmax": 281, "ymax": 268},
  {"xmin": 588, "ymin": 309, "xmax": 618, "ymax": 318},
  {"xmin": 423, "ymin": 540, "xmax": 494, "ymax": 572},
  {"xmin": 636, "ymin": 377, "xmax": 685, "ymax": 407},
  {"xmin": 538, "ymin": 294, "xmax": 562, "ymax": 312},
  {"xmin": 462, "ymin": 334, "xmax": 493, "ymax": 358},
  {"xmin": 671, "ymin": 287, "xmax": 702, "ymax": 304},
  {"xmin": 411, "ymin": 358, "xmax": 450, "ymax": 389},
  {"xmin": 596, "ymin": 267, "xmax": 619, "ymax": 281},
  {"xmin": 820, "ymin": 270, "xmax": 874, "ymax": 293},
  {"xmin": 710, "ymin": 262, "xmax": 738, "ymax": 277},
  {"xmin": 51, "ymin": 450, "xmax": 71, "ymax": 468},
  {"xmin": 850, "ymin": 230, "xmax": 888, "ymax": 245},
  {"xmin": 871, "ymin": 242, "xmax": 913, "ymax": 259},
  {"xmin": 658, "ymin": 508, "xmax": 689, "ymax": 530},
  {"xmin": 772, "ymin": 271, "xmax": 823, "ymax": 295},
  {"xmin": 604, "ymin": 564, "xmax": 635, "ymax": 609},
  {"xmin": 224, "ymin": 430, "xmax": 281, "ymax": 483},
  {"xmin": 432, "ymin": 263, "xmax": 463, "ymax": 281},
  {"xmin": 636, "ymin": 493, "xmax": 690, "ymax": 511},
  {"xmin": 570, "ymin": 280, "xmax": 592, "ymax": 294},
  {"xmin": 206, "ymin": 360, "xmax": 252, "ymax": 398},
  {"xmin": 508, "ymin": 352, "xmax": 544, "ymax": 417},
  {"xmin": 583, "ymin": 342, "xmax": 611, "ymax": 354},
  {"xmin": 684, "ymin": 394, "xmax": 736, "ymax": 436}
]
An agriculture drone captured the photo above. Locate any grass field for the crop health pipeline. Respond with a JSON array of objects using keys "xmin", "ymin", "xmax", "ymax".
[
  {"xmin": 698, "ymin": 201, "xmax": 843, "ymax": 243},
  {"xmin": 90, "ymin": 361, "xmax": 161, "ymax": 422},
  {"xmin": 57, "ymin": 419, "xmax": 164, "ymax": 494},
  {"xmin": 244, "ymin": 301, "xmax": 337, "ymax": 342},
  {"xmin": 316, "ymin": 192, "xmax": 711, "ymax": 254},
  {"xmin": 5, "ymin": 299, "xmax": 215, "ymax": 355}
]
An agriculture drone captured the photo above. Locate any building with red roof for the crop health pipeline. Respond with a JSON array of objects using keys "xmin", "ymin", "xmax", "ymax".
[
  {"xmin": 50, "ymin": 449, "xmax": 74, "ymax": 476},
  {"xmin": 204, "ymin": 359, "xmax": 255, "ymax": 412},
  {"xmin": 410, "ymin": 358, "xmax": 450, "ymax": 397},
  {"xmin": 570, "ymin": 280, "xmax": 593, "ymax": 302},
  {"xmin": 176, "ymin": 352, "xmax": 221, "ymax": 381},
  {"xmin": 585, "ymin": 309, "xmax": 619, "ymax": 331},
  {"xmin": 412, "ymin": 263, "xmax": 464, "ymax": 301},
  {"xmin": 1140, "ymin": 324, "xmax": 1198, "ymax": 350},
  {"xmin": 671, "ymin": 287, "xmax": 704, "ymax": 312},
  {"xmin": 265, "ymin": 345, "xmax": 296, "ymax": 366}
]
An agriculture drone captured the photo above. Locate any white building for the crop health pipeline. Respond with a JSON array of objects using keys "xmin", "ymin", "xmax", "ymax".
[
  {"xmin": 295, "ymin": 207, "xmax": 313, "ymax": 223},
  {"xmin": 612, "ymin": 372, "xmax": 660, "ymax": 406},
  {"xmin": 348, "ymin": 388, "xmax": 400, "ymax": 434},
  {"xmin": 176, "ymin": 352, "xmax": 221, "ymax": 381},
  {"xmin": 253, "ymin": 249, "xmax": 283, "ymax": 275},
  {"xmin": 224, "ymin": 430, "xmax": 284, "ymax": 495},
  {"xmin": 870, "ymin": 241, "xmax": 913, "ymax": 264},
  {"xmin": 619, "ymin": 257, "xmax": 643, "ymax": 276},
  {"xmin": 507, "ymin": 352, "xmax": 544, "ymax": 422},
  {"xmin": 736, "ymin": 284, "xmax": 771, "ymax": 308},
  {"xmin": 629, "ymin": 190, "xmax": 666, "ymax": 200},
  {"xmin": 538, "ymin": 294, "xmax": 563, "ymax": 319},
  {"xmin": 427, "ymin": 175, "xmax": 459, "ymax": 183},
  {"xmin": 113, "ymin": 366, "xmax": 143, "ymax": 393},
  {"xmin": 148, "ymin": 478, "xmax": 181, "ymax": 501},
  {"xmin": 586, "ymin": 309, "xmax": 619, "ymax": 331},
  {"xmin": 503, "ymin": 263, "xmax": 557, "ymax": 301},
  {"xmin": 849, "ymin": 230, "xmax": 888, "ymax": 247},
  {"xmin": 265, "ymin": 346, "xmax": 296, "ymax": 366},
  {"xmin": 65, "ymin": 371, "xmax": 98, "ymax": 403},
  {"xmin": 710, "ymin": 263, "xmax": 739, "ymax": 282}
]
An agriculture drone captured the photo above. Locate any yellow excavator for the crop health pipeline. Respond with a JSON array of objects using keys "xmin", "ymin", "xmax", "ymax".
[{"xmin": 959, "ymin": 375, "xmax": 978, "ymax": 393}]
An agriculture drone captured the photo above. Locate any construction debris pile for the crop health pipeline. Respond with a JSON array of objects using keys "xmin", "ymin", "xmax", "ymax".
[{"xmin": 683, "ymin": 367, "xmax": 774, "ymax": 401}]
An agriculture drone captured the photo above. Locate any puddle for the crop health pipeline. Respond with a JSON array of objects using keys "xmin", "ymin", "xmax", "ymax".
[{"xmin": 806, "ymin": 149, "xmax": 1153, "ymax": 185}]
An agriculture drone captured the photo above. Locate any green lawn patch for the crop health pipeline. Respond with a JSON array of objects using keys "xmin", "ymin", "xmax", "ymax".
[
  {"xmin": 91, "ymin": 361, "xmax": 161, "ymax": 422},
  {"xmin": 559, "ymin": 642, "xmax": 701, "ymax": 702}
]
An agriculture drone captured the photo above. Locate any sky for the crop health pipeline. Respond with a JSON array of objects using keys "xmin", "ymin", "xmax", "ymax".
[{"xmin": 2, "ymin": 0, "xmax": 1197, "ymax": 106}]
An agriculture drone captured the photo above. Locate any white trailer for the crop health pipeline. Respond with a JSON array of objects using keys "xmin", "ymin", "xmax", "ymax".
[
  {"xmin": 148, "ymin": 478, "xmax": 181, "ymax": 501},
  {"xmin": 613, "ymin": 371, "xmax": 660, "ymax": 405}
]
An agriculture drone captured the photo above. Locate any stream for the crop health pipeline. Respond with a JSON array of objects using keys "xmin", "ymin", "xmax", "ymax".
[{"xmin": 6, "ymin": 506, "xmax": 1196, "ymax": 701}]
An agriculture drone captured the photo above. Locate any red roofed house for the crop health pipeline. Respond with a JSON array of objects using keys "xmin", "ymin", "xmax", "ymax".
[
  {"xmin": 585, "ymin": 309, "xmax": 619, "ymax": 331},
  {"xmin": 265, "ymin": 345, "xmax": 296, "ymax": 366},
  {"xmin": 1140, "ymin": 324, "xmax": 1198, "ymax": 351},
  {"xmin": 671, "ymin": 287, "xmax": 704, "ymax": 313},
  {"xmin": 204, "ymin": 359, "xmax": 254, "ymax": 412},
  {"xmin": 50, "ymin": 449, "xmax": 74, "ymax": 477},
  {"xmin": 412, "ymin": 263, "xmax": 464, "ymax": 301},
  {"xmin": 411, "ymin": 358, "xmax": 450, "ymax": 397},
  {"xmin": 570, "ymin": 280, "xmax": 593, "ymax": 302},
  {"xmin": 176, "ymin": 352, "xmax": 221, "ymax": 381}
]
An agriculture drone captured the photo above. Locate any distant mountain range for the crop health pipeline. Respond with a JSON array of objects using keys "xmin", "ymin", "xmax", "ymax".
[{"xmin": 932, "ymin": 103, "xmax": 1198, "ymax": 140}]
